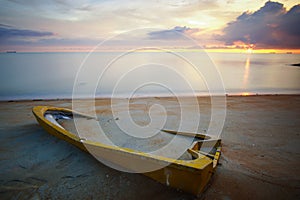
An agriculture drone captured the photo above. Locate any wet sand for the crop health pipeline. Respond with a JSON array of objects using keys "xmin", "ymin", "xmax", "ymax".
[{"xmin": 0, "ymin": 95, "xmax": 299, "ymax": 199}]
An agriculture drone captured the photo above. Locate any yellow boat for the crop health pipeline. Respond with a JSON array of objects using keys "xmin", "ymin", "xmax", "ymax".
[{"xmin": 32, "ymin": 106, "xmax": 221, "ymax": 196}]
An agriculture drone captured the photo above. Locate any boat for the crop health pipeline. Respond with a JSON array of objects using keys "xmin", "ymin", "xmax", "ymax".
[{"xmin": 32, "ymin": 106, "xmax": 221, "ymax": 196}]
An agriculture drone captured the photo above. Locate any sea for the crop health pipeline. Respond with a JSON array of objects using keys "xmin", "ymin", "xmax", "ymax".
[{"xmin": 0, "ymin": 51, "xmax": 299, "ymax": 100}]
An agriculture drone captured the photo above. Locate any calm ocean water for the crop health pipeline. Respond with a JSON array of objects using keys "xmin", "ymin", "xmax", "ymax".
[{"xmin": 0, "ymin": 52, "xmax": 299, "ymax": 100}]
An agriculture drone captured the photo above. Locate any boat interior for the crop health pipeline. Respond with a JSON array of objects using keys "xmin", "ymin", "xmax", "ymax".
[{"xmin": 44, "ymin": 110, "xmax": 221, "ymax": 161}]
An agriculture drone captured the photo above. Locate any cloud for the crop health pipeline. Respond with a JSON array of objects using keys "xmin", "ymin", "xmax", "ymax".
[
  {"xmin": 148, "ymin": 26, "xmax": 200, "ymax": 40},
  {"xmin": 0, "ymin": 24, "xmax": 57, "ymax": 50},
  {"xmin": 36, "ymin": 37, "xmax": 101, "ymax": 46},
  {"xmin": 0, "ymin": 23, "xmax": 12, "ymax": 28},
  {"xmin": 0, "ymin": 0, "xmax": 224, "ymax": 44},
  {"xmin": 0, "ymin": 25, "xmax": 54, "ymax": 38},
  {"xmin": 0, "ymin": 31, "xmax": 99, "ymax": 47},
  {"xmin": 0, "ymin": 24, "xmax": 103, "ymax": 51},
  {"xmin": 217, "ymin": 1, "xmax": 300, "ymax": 49}
]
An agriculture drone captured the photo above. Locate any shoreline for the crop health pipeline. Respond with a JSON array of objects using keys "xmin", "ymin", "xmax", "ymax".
[{"xmin": 2, "ymin": 93, "xmax": 300, "ymax": 103}]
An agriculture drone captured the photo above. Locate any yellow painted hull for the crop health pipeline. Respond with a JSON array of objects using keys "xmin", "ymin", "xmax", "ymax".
[{"xmin": 32, "ymin": 106, "xmax": 221, "ymax": 196}]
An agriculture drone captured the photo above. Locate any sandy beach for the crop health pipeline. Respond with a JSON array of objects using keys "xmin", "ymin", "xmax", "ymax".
[{"xmin": 0, "ymin": 95, "xmax": 299, "ymax": 200}]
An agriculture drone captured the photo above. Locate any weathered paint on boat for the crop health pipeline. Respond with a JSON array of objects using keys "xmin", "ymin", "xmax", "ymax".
[{"xmin": 32, "ymin": 106, "xmax": 221, "ymax": 196}]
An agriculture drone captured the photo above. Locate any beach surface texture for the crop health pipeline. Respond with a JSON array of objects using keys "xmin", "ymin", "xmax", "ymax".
[{"xmin": 0, "ymin": 95, "xmax": 299, "ymax": 199}]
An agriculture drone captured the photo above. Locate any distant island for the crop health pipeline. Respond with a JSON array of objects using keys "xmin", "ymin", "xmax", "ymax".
[
  {"xmin": 6, "ymin": 51, "xmax": 17, "ymax": 53},
  {"xmin": 290, "ymin": 63, "xmax": 300, "ymax": 67}
]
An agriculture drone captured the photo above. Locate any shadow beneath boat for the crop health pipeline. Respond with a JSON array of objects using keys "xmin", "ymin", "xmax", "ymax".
[{"xmin": 0, "ymin": 123, "xmax": 197, "ymax": 200}]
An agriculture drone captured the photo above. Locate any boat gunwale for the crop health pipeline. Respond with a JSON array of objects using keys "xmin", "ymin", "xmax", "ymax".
[{"xmin": 32, "ymin": 105, "xmax": 221, "ymax": 171}]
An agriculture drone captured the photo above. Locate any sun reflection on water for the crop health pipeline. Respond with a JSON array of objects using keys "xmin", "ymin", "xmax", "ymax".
[{"xmin": 243, "ymin": 56, "xmax": 250, "ymax": 87}]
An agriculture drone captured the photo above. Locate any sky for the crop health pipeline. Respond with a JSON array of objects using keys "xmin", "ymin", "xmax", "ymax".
[{"xmin": 0, "ymin": 0, "xmax": 299, "ymax": 52}]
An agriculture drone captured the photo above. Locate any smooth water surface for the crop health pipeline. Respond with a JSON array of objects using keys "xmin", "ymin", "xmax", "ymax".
[{"xmin": 0, "ymin": 52, "xmax": 299, "ymax": 100}]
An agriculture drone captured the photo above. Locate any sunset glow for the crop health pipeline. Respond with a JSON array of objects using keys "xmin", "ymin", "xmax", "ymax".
[{"xmin": 0, "ymin": 0, "xmax": 299, "ymax": 53}]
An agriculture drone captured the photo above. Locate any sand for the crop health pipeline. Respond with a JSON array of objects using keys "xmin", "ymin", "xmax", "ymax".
[{"xmin": 0, "ymin": 95, "xmax": 299, "ymax": 200}]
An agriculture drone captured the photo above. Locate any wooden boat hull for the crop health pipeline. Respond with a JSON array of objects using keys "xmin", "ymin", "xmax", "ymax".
[{"xmin": 32, "ymin": 106, "xmax": 221, "ymax": 196}]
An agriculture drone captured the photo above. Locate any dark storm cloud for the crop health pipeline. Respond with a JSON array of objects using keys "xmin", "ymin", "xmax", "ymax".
[
  {"xmin": 148, "ymin": 26, "xmax": 195, "ymax": 40},
  {"xmin": 217, "ymin": 1, "xmax": 300, "ymax": 49},
  {"xmin": 0, "ymin": 25, "xmax": 54, "ymax": 38}
]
